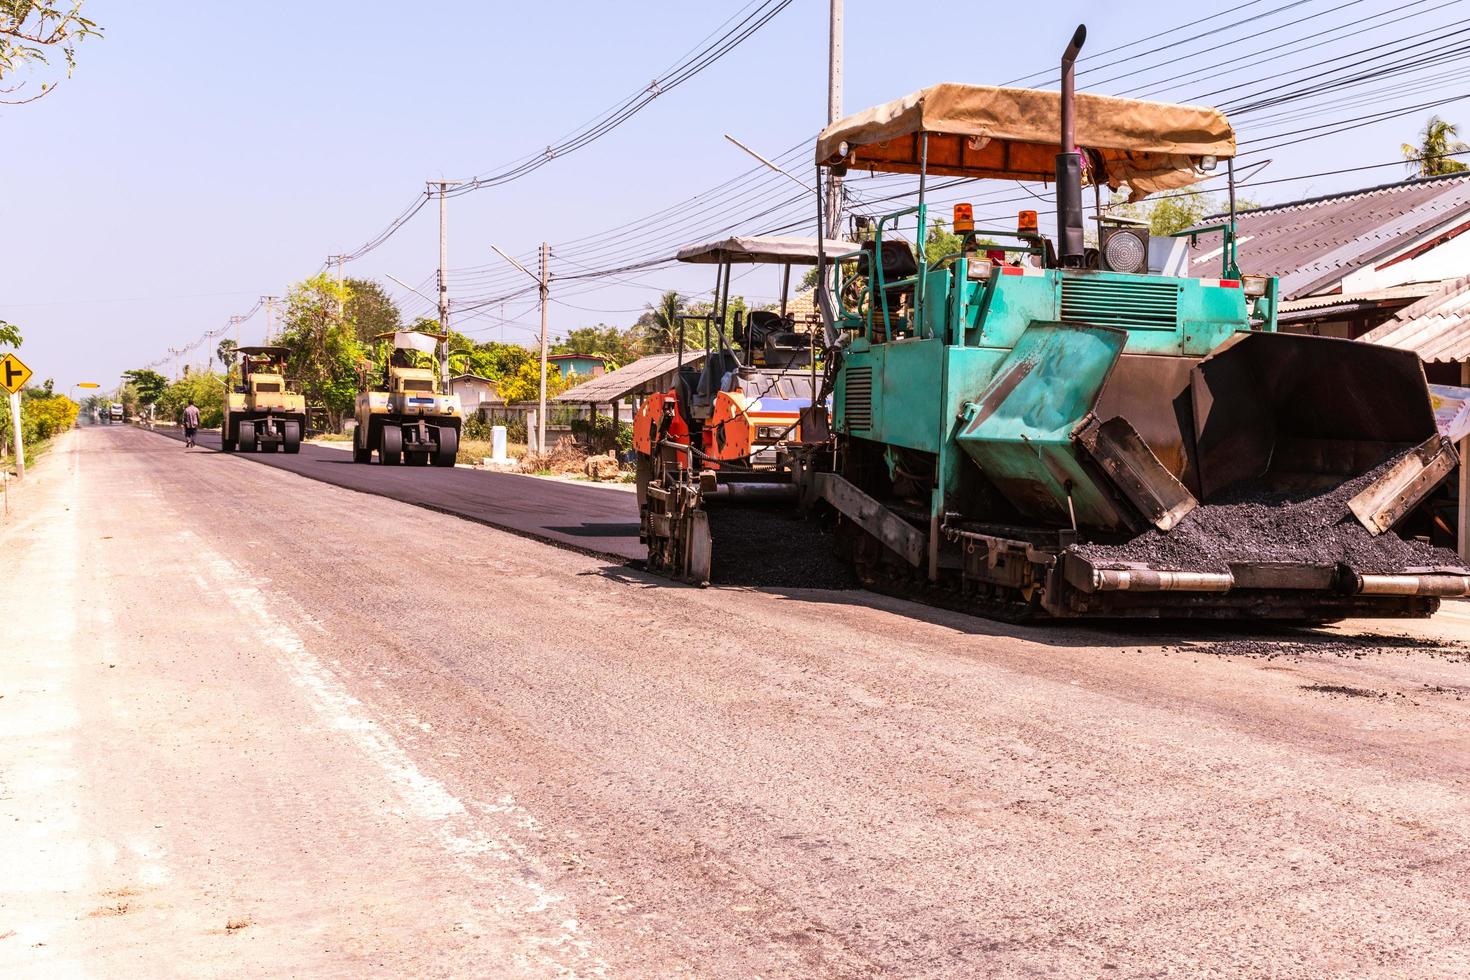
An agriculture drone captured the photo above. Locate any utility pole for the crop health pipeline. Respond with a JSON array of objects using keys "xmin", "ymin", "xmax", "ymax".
[
  {"xmin": 826, "ymin": 0, "xmax": 844, "ymax": 239},
  {"xmin": 537, "ymin": 241, "xmax": 550, "ymax": 455},
  {"xmin": 489, "ymin": 243, "xmax": 553, "ymax": 453},
  {"xmin": 431, "ymin": 180, "xmax": 462, "ymax": 397},
  {"xmin": 262, "ymin": 295, "xmax": 277, "ymax": 342},
  {"xmin": 330, "ymin": 255, "xmax": 345, "ymax": 316}
]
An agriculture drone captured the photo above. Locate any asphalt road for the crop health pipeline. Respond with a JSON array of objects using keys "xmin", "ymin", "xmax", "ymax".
[
  {"xmin": 148, "ymin": 424, "xmax": 643, "ymax": 560},
  {"xmin": 6, "ymin": 426, "xmax": 1470, "ymax": 977}
]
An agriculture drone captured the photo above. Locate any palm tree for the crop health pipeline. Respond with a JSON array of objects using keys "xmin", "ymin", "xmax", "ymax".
[
  {"xmin": 1402, "ymin": 116, "xmax": 1470, "ymax": 177},
  {"xmin": 216, "ymin": 338, "xmax": 238, "ymax": 378},
  {"xmin": 642, "ymin": 290, "xmax": 685, "ymax": 353}
]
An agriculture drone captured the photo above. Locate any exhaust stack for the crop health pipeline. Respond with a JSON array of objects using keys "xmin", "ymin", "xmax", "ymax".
[{"xmin": 1056, "ymin": 24, "xmax": 1087, "ymax": 267}]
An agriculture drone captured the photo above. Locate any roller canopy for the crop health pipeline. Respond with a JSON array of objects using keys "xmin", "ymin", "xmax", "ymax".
[
  {"xmin": 675, "ymin": 235, "xmax": 855, "ymax": 265},
  {"xmin": 815, "ymin": 83, "xmax": 1234, "ymax": 200},
  {"xmin": 391, "ymin": 331, "xmax": 442, "ymax": 354}
]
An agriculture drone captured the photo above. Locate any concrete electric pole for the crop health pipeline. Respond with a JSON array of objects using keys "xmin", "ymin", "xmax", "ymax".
[
  {"xmin": 827, "ymin": 0, "xmax": 844, "ymax": 240},
  {"xmin": 538, "ymin": 241, "xmax": 550, "ymax": 456},
  {"xmin": 432, "ymin": 181, "xmax": 462, "ymax": 397},
  {"xmin": 489, "ymin": 243, "xmax": 552, "ymax": 454}
]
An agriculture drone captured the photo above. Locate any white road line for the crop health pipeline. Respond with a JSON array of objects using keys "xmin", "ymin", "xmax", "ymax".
[{"xmin": 179, "ymin": 529, "xmax": 606, "ymax": 976}]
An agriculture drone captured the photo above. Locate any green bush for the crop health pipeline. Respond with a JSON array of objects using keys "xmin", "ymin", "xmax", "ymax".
[
  {"xmin": 465, "ymin": 414, "xmax": 527, "ymax": 443},
  {"xmin": 157, "ymin": 372, "xmax": 226, "ymax": 428},
  {"xmin": 0, "ymin": 392, "xmax": 79, "ymax": 452},
  {"xmin": 24, "ymin": 395, "xmax": 78, "ymax": 442}
]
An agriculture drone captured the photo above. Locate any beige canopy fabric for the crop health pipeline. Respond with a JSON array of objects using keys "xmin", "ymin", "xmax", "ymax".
[
  {"xmin": 675, "ymin": 235, "xmax": 855, "ymax": 265},
  {"xmin": 815, "ymin": 83, "xmax": 1234, "ymax": 200}
]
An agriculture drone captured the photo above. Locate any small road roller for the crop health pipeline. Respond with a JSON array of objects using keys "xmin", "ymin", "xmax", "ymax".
[
  {"xmin": 221, "ymin": 346, "xmax": 306, "ymax": 454},
  {"xmin": 352, "ymin": 330, "xmax": 462, "ymax": 466}
]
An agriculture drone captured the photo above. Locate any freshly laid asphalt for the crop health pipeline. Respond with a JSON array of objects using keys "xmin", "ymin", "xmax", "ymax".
[{"xmin": 143, "ymin": 425, "xmax": 644, "ymax": 561}]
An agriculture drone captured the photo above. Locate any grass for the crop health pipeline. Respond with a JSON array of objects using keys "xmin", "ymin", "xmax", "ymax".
[
  {"xmin": 0, "ymin": 435, "xmax": 56, "ymax": 475},
  {"xmin": 313, "ymin": 432, "xmax": 353, "ymax": 443},
  {"xmin": 456, "ymin": 438, "xmax": 528, "ymax": 464}
]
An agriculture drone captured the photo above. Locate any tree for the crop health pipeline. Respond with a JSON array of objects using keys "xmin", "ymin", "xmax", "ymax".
[
  {"xmin": 0, "ymin": 320, "xmax": 21, "ymax": 348},
  {"xmin": 925, "ymin": 219, "xmax": 965, "ymax": 261},
  {"xmin": 554, "ymin": 324, "xmax": 641, "ymax": 368},
  {"xmin": 344, "ymin": 278, "xmax": 403, "ymax": 344},
  {"xmin": 1402, "ymin": 116, "xmax": 1469, "ymax": 177},
  {"xmin": 1141, "ymin": 194, "xmax": 1214, "ymax": 236},
  {"xmin": 497, "ymin": 357, "xmax": 572, "ymax": 403},
  {"xmin": 216, "ymin": 338, "xmax": 238, "ymax": 373},
  {"xmin": 122, "ymin": 368, "xmax": 168, "ymax": 407},
  {"xmin": 157, "ymin": 371, "xmax": 226, "ymax": 428},
  {"xmin": 470, "ymin": 341, "xmax": 533, "ymax": 381},
  {"xmin": 274, "ymin": 274, "xmax": 362, "ymax": 430},
  {"xmin": 639, "ymin": 290, "xmax": 686, "ymax": 353},
  {"xmin": 1, "ymin": 1, "xmax": 101, "ymax": 105}
]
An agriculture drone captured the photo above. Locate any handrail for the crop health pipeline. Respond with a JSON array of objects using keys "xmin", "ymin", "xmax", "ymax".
[{"xmin": 1175, "ymin": 221, "xmax": 1240, "ymax": 280}]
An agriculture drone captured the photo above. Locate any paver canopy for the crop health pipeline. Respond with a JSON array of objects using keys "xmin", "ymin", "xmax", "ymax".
[{"xmin": 815, "ymin": 83, "xmax": 1235, "ymax": 200}]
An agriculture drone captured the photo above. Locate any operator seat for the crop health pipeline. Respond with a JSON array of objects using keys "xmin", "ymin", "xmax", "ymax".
[
  {"xmin": 857, "ymin": 240, "xmax": 919, "ymax": 341},
  {"xmin": 690, "ymin": 350, "xmax": 741, "ymax": 419}
]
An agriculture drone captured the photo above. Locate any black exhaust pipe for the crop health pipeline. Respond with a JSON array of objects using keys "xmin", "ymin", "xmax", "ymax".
[{"xmin": 1056, "ymin": 24, "xmax": 1087, "ymax": 267}]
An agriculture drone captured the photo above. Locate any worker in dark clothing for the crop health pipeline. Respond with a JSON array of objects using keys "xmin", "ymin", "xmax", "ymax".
[{"xmin": 183, "ymin": 400, "xmax": 200, "ymax": 449}]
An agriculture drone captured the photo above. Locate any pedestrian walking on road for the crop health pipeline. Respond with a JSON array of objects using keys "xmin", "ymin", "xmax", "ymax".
[{"xmin": 183, "ymin": 400, "xmax": 200, "ymax": 449}]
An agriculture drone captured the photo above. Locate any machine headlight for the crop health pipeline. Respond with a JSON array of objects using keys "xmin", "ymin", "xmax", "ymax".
[
  {"xmin": 1242, "ymin": 275, "xmax": 1269, "ymax": 298},
  {"xmin": 1101, "ymin": 228, "xmax": 1149, "ymax": 274}
]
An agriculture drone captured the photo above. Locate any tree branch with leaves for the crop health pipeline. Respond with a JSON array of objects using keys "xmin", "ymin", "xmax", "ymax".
[
  {"xmin": 1402, "ymin": 116, "xmax": 1469, "ymax": 178},
  {"xmin": 0, "ymin": 1, "xmax": 101, "ymax": 104}
]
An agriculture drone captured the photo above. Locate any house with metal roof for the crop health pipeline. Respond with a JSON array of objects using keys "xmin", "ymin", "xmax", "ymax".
[
  {"xmin": 548, "ymin": 353, "xmax": 608, "ymax": 379},
  {"xmin": 554, "ymin": 351, "xmax": 708, "ymax": 423},
  {"xmin": 1189, "ymin": 172, "xmax": 1470, "ymax": 337}
]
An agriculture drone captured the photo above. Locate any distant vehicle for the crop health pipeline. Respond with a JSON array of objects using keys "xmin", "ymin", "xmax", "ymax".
[
  {"xmin": 352, "ymin": 331, "xmax": 461, "ymax": 466},
  {"xmin": 108, "ymin": 403, "xmax": 124, "ymax": 424},
  {"xmin": 221, "ymin": 346, "xmax": 306, "ymax": 454}
]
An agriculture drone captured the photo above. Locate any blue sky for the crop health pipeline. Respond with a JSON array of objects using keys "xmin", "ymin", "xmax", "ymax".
[{"xmin": 6, "ymin": 0, "xmax": 1470, "ymax": 389}]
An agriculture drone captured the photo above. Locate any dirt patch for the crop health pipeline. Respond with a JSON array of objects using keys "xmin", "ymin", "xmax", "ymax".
[
  {"xmin": 87, "ymin": 903, "xmax": 130, "ymax": 918},
  {"xmin": 1161, "ymin": 629, "xmax": 1469, "ymax": 662},
  {"xmin": 1300, "ymin": 683, "xmax": 1385, "ymax": 699},
  {"xmin": 519, "ymin": 437, "xmax": 587, "ymax": 476},
  {"xmin": 225, "ymin": 916, "xmax": 252, "ymax": 933},
  {"xmin": 1073, "ymin": 451, "xmax": 1461, "ymax": 574}
]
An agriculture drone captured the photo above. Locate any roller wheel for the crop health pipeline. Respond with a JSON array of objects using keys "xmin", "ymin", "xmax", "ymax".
[
  {"xmin": 352, "ymin": 429, "xmax": 371, "ymax": 464},
  {"xmin": 221, "ymin": 427, "xmax": 236, "ymax": 453},
  {"xmin": 237, "ymin": 422, "xmax": 257, "ymax": 453},
  {"xmin": 433, "ymin": 426, "xmax": 459, "ymax": 467},
  {"xmin": 282, "ymin": 420, "xmax": 302, "ymax": 454},
  {"xmin": 379, "ymin": 425, "xmax": 402, "ymax": 465}
]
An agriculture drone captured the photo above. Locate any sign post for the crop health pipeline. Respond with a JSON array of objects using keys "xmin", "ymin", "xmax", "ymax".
[{"xmin": 0, "ymin": 353, "xmax": 34, "ymax": 479}]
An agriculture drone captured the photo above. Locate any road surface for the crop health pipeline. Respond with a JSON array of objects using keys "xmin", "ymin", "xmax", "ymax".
[
  {"xmin": 157, "ymin": 425, "xmax": 643, "ymax": 560},
  {"xmin": 4, "ymin": 425, "xmax": 1470, "ymax": 977}
]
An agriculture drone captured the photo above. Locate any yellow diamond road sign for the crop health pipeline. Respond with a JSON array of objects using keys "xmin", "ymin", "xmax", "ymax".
[{"xmin": 0, "ymin": 353, "xmax": 33, "ymax": 394}]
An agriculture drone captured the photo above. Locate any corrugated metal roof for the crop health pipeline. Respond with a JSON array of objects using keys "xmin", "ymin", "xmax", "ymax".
[
  {"xmin": 553, "ymin": 352, "xmax": 707, "ymax": 403},
  {"xmin": 1276, "ymin": 283, "xmax": 1439, "ymax": 313},
  {"xmin": 1188, "ymin": 173, "xmax": 1470, "ymax": 300},
  {"xmin": 1359, "ymin": 274, "xmax": 1470, "ymax": 363}
]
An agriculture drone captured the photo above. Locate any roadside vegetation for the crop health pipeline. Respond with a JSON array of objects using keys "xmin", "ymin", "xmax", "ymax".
[{"xmin": 112, "ymin": 274, "xmax": 747, "ymax": 453}]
